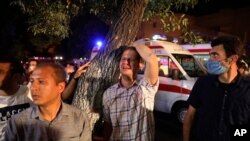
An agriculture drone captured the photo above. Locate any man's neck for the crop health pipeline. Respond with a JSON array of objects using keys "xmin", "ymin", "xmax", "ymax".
[
  {"xmin": 39, "ymin": 100, "xmax": 62, "ymax": 122},
  {"xmin": 121, "ymin": 76, "xmax": 135, "ymax": 88},
  {"xmin": 219, "ymin": 65, "xmax": 238, "ymax": 84}
]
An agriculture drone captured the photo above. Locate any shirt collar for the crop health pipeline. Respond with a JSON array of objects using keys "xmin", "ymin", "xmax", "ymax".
[
  {"xmin": 116, "ymin": 79, "xmax": 139, "ymax": 88},
  {"xmin": 31, "ymin": 102, "xmax": 70, "ymax": 121}
]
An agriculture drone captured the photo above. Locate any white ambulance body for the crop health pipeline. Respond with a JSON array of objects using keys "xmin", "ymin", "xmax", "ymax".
[
  {"xmin": 181, "ymin": 43, "xmax": 212, "ymax": 64},
  {"xmin": 135, "ymin": 39, "xmax": 207, "ymax": 123}
]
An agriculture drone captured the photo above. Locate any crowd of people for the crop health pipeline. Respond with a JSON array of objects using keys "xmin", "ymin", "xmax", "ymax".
[{"xmin": 0, "ymin": 36, "xmax": 249, "ymax": 141}]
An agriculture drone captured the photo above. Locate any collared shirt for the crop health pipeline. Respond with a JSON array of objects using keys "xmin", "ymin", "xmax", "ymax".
[
  {"xmin": 103, "ymin": 78, "xmax": 159, "ymax": 141},
  {"xmin": 188, "ymin": 74, "xmax": 250, "ymax": 141},
  {"xmin": 0, "ymin": 85, "xmax": 31, "ymax": 141},
  {"xmin": 4, "ymin": 102, "xmax": 91, "ymax": 141}
]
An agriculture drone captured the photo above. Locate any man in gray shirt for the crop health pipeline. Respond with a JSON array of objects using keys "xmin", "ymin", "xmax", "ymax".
[{"xmin": 5, "ymin": 62, "xmax": 91, "ymax": 141}]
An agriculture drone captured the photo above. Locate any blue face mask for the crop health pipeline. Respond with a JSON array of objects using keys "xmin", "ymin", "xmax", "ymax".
[{"xmin": 205, "ymin": 60, "xmax": 228, "ymax": 75}]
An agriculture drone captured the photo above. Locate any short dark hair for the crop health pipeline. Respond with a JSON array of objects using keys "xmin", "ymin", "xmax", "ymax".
[
  {"xmin": 0, "ymin": 56, "xmax": 25, "ymax": 75},
  {"xmin": 120, "ymin": 46, "xmax": 142, "ymax": 62},
  {"xmin": 211, "ymin": 36, "xmax": 244, "ymax": 58},
  {"xmin": 36, "ymin": 62, "xmax": 67, "ymax": 83}
]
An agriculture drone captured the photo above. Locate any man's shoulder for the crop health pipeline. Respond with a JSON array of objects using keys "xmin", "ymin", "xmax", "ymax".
[
  {"xmin": 11, "ymin": 106, "xmax": 32, "ymax": 120},
  {"xmin": 238, "ymin": 75, "xmax": 250, "ymax": 88},
  {"xmin": 62, "ymin": 103, "xmax": 87, "ymax": 116}
]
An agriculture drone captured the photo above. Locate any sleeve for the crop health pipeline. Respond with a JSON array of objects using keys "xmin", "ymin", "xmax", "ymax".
[
  {"xmin": 4, "ymin": 116, "xmax": 18, "ymax": 141},
  {"xmin": 139, "ymin": 78, "xmax": 159, "ymax": 94},
  {"xmin": 102, "ymin": 89, "xmax": 111, "ymax": 123},
  {"xmin": 79, "ymin": 112, "xmax": 92, "ymax": 141},
  {"xmin": 187, "ymin": 77, "xmax": 203, "ymax": 109},
  {"xmin": 139, "ymin": 78, "xmax": 159, "ymax": 111}
]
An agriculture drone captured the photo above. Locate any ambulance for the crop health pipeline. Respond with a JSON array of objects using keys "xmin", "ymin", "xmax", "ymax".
[
  {"xmin": 91, "ymin": 39, "xmax": 207, "ymax": 123},
  {"xmin": 135, "ymin": 39, "xmax": 207, "ymax": 123},
  {"xmin": 181, "ymin": 43, "xmax": 212, "ymax": 65}
]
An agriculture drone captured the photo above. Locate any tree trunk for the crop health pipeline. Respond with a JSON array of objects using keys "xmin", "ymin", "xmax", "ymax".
[{"xmin": 72, "ymin": 0, "xmax": 149, "ymax": 130}]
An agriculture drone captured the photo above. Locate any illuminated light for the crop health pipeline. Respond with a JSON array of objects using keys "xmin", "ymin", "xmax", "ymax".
[
  {"xmin": 152, "ymin": 34, "xmax": 167, "ymax": 40},
  {"xmin": 152, "ymin": 35, "xmax": 161, "ymax": 40},
  {"xmin": 96, "ymin": 41, "xmax": 103, "ymax": 48},
  {"xmin": 173, "ymin": 38, "xmax": 178, "ymax": 43}
]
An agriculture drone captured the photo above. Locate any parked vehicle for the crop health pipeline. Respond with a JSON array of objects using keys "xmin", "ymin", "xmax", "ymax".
[{"xmin": 181, "ymin": 43, "xmax": 211, "ymax": 65}]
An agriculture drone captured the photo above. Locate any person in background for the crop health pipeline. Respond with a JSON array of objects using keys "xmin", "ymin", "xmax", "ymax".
[
  {"xmin": 64, "ymin": 61, "xmax": 76, "ymax": 83},
  {"xmin": 5, "ymin": 62, "xmax": 91, "ymax": 141},
  {"xmin": 0, "ymin": 57, "xmax": 32, "ymax": 141},
  {"xmin": 183, "ymin": 36, "xmax": 250, "ymax": 141},
  {"xmin": 62, "ymin": 62, "xmax": 90, "ymax": 104},
  {"xmin": 28, "ymin": 59, "xmax": 38, "ymax": 74},
  {"xmin": 237, "ymin": 59, "xmax": 249, "ymax": 75},
  {"xmin": 102, "ymin": 42, "xmax": 159, "ymax": 141},
  {"xmin": 23, "ymin": 59, "xmax": 39, "ymax": 85}
]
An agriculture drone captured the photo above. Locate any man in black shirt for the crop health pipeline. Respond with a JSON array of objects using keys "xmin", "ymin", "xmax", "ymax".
[{"xmin": 183, "ymin": 36, "xmax": 250, "ymax": 141}]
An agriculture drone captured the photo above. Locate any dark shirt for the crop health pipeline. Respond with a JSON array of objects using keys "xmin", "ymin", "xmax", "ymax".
[
  {"xmin": 4, "ymin": 102, "xmax": 91, "ymax": 141},
  {"xmin": 188, "ymin": 74, "xmax": 250, "ymax": 141}
]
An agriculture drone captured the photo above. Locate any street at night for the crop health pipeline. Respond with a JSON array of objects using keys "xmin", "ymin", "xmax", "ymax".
[
  {"xmin": 154, "ymin": 111, "xmax": 182, "ymax": 141},
  {"xmin": 1, "ymin": 0, "xmax": 250, "ymax": 141}
]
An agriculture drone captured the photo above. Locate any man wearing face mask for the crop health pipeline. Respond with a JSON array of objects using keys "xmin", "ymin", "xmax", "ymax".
[{"xmin": 183, "ymin": 36, "xmax": 250, "ymax": 141}]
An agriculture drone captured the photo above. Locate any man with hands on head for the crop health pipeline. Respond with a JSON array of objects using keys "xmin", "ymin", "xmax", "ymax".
[{"xmin": 102, "ymin": 42, "xmax": 159, "ymax": 141}]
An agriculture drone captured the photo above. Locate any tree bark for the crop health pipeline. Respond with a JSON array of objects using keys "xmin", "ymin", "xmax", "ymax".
[{"xmin": 72, "ymin": 0, "xmax": 149, "ymax": 130}]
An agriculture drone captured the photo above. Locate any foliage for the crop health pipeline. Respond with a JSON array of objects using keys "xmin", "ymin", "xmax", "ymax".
[
  {"xmin": 11, "ymin": 0, "xmax": 73, "ymax": 39},
  {"xmin": 144, "ymin": 0, "xmax": 203, "ymax": 44},
  {"xmin": 11, "ymin": 0, "xmax": 205, "ymax": 44}
]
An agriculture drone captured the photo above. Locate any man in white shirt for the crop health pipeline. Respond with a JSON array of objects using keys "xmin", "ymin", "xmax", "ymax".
[{"xmin": 0, "ymin": 57, "xmax": 32, "ymax": 140}]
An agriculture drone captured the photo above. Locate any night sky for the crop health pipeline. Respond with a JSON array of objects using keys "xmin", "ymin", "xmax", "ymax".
[{"xmin": 186, "ymin": 0, "xmax": 250, "ymax": 16}]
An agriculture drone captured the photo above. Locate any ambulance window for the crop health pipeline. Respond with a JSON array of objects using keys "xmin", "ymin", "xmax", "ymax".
[
  {"xmin": 173, "ymin": 54, "xmax": 206, "ymax": 77},
  {"xmin": 159, "ymin": 57, "xmax": 169, "ymax": 76},
  {"xmin": 169, "ymin": 58, "xmax": 182, "ymax": 80}
]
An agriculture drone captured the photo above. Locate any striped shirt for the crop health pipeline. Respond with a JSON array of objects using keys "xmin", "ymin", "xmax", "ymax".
[{"xmin": 103, "ymin": 78, "xmax": 159, "ymax": 141}]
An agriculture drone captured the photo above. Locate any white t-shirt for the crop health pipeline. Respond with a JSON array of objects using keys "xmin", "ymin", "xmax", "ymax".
[{"xmin": 0, "ymin": 85, "xmax": 32, "ymax": 140}]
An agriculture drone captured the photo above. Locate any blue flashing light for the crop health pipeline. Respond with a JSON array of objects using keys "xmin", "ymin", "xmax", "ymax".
[
  {"xmin": 173, "ymin": 38, "xmax": 178, "ymax": 43},
  {"xmin": 96, "ymin": 41, "xmax": 103, "ymax": 48}
]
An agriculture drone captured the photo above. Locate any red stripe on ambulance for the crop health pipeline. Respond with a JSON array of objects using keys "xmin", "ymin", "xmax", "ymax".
[
  {"xmin": 188, "ymin": 49, "xmax": 211, "ymax": 53},
  {"xmin": 158, "ymin": 84, "xmax": 191, "ymax": 95},
  {"xmin": 149, "ymin": 46, "xmax": 164, "ymax": 49}
]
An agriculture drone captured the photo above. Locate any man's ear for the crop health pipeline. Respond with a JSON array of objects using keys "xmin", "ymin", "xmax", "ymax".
[
  {"xmin": 139, "ymin": 62, "xmax": 145, "ymax": 71},
  {"xmin": 231, "ymin": 55, "xmax": 239, "ymax": 63},
  {"xmin": 58, "ymin": 82, "xmax": 66, "ymax": 94}
]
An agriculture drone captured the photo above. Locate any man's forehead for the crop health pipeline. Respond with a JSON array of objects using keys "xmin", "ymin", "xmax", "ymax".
[
  {"xmin": 30, "ymin": 61, "xmax": 37, "ymax": 65},
  {"xmin": 31, "ymin": 67, "xmax": 53, "ymax": 77},
  {"xmin": 211, "ymin": 44, "xmax": 226, "ymax": 53},
  {"xmin": 122, "ymin": 50, "xmax": 137, "ymax": 57}
]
